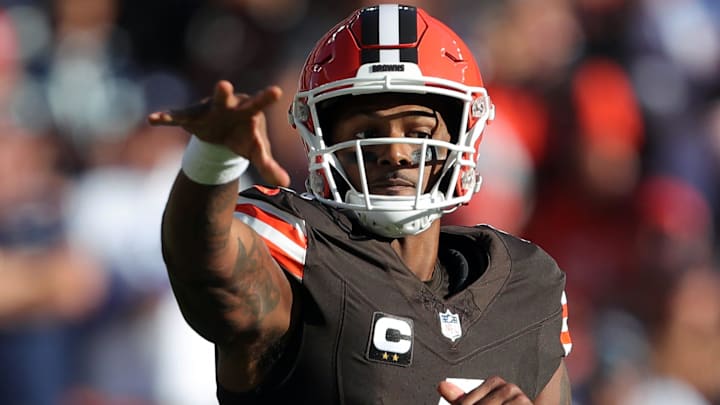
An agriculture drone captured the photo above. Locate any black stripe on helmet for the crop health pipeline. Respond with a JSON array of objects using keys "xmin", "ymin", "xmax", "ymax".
[
  {"xmin": 399, "ymin": 47, "xmax": 418, "ymax": 63},
  {"xmin": 398, "ymin": 6, "xmax": 417, "ymax": 44},
  {"xmin": 360, "ymin": 7, "xmax": 380, "ymax": 63},
  {"xmin": 362, "ymin": 49, "xmax": 381, "ymax": 64},
  {"xmin": 361, "ymin": 7, "xmax": 379, "ymax": 46},
  {"xmin": 399, "ymin": 6, "xmax": 418, "ymax": 63}
]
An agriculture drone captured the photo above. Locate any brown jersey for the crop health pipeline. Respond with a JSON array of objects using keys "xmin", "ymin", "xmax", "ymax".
[{"xmin": 218, "ymin": 185, "xmax": 572, "ymax": 404}]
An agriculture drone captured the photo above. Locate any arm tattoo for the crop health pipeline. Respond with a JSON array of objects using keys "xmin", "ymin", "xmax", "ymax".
[
  {"xmin": 167, "ymin": 183, "xmax": 283, "ymax": 343},
  {"xmin": 227, "ymin": 235, "xmax": 280, "ymax": 323},
  {"xmin": 172, "ymin": 233, "xmax": 282, "ymax": 344},
  {"xmin": 203, "ymin": 185, "xmax": 238, "ymax": 256}
]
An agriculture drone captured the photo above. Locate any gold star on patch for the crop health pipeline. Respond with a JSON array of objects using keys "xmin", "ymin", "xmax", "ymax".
[
  {"xmin": 392, "ymin": 354, "xmax": 399, "ymax": 362},
  {"xmin": 382, "ymin": 352, "xmax": 389, "ymax": 360}
]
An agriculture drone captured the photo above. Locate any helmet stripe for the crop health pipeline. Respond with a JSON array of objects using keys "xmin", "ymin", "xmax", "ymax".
[
  {"xmin": 378, "ymin": 4, "xmax": 399, "ymax": 45},
  {"xmin": 398, "ymin": 6, "xmax": 418, "ymax": 63},
  {"xmin": 359, "ymin": 5, "xmax": 418, "ymax": 64},
  {"xmin": 361, "ymin": 7, "xmax": 379, "ymax": 46},
  {"xmin": 360, "ymin": 6, "xmax": 380, "ymax": 64},
  {"xmin": 399, "ymin": 47, "xmax": 417, "ymax": 63},
  {"xmin": 398, "ymin": 6, "xmax": 417, "ymax": 44},
  {"xmin": 378, "ymin": 4, "xmax": 400, "ymax": 63},
  {"xmin": 361, "ymin": 48, "xmax": 380, "ymax": 64}
]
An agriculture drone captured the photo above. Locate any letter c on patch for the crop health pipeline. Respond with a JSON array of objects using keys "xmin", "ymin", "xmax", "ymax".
[{"xmin": 373, "ymin": 316, "xmax": 412, "ymax": 353}]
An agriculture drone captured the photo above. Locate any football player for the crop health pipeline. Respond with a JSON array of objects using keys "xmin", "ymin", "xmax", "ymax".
[{"xmin": 149, "ymin": 4, "xmax": 572, "ymax": 404}]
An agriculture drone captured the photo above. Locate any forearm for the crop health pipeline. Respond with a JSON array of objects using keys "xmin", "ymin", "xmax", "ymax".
[
  {"xmin": 161, "ymin": 172, "xmax": 291, "ymax": 344},
  {"xmin": 162, "ymin": 171, "xmax": 240, "ymax": 279},
  {"xmin": 161, "ymin": 171, "xmax": 246, "ymax": 341}
]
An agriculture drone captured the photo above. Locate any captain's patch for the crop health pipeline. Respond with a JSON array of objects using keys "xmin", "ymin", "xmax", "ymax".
[{"xmin": 366, "ymin": 312, "xmax": 413, "ymax": 367}]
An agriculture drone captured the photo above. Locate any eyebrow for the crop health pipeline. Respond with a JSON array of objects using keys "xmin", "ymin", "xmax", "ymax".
[
  {"xmin": 360, "ymin": 107, "xmax": 435, "ymax": 118},
  {"xmin": 328, "ymin": 108, "xmax": 442, "ymax": 145},
  {"xmin": 349, "ymin": 109, "xmax": 438, "ymax": 120}
]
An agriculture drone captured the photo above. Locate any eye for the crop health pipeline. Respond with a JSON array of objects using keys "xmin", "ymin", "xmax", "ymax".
[
  {"xmin": 338, "ymin": 151, "xmax": 358, "ymax": 164},
  {"xmin": 407, "ymin": 130, "xmax": 432, "ymax": 139},
  {"xmin": 354, "ymin": 129, "xmax": 380, "ymax": 139}
]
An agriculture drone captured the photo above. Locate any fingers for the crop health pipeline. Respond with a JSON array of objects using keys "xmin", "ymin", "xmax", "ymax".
[
  {"xmin": 469, "ymin": 378, "xmax": 528, "ymax": 404},
  {"xmin": 147, "ymin": 111, "xmax": 178, "ymax": 126},
  {"xmin": 463, "ymin": 376, "xmax": 506, "ymax": 402},
  {"xmin": 149, "ymin": 81, "xmax": 232, "ymax": 126},
  {"xmin": 248, "ymin": 85, "xmax": 283, "ymax": 112},
  {"xmin": 147, "ymin": 99, "xmax": 211, "ymax": 127},
  {"xmin": 213, "ymin": 81, "xmax": 281, "ymax": 111},
  {"xmin": 438, "ymin": 381, "xmax": 466, "ymax": 403},
  {"xmin": 147, "ymin": 80, "xmax": 290, "ymax": 186},
  {"xmin": 213, "ymin": 80, "xmax": 236, "ymax": 108},
  {"xmin": 438, "ymin": 377, "xmax": 531, "ymax": 405},
  {"xmin": 148, "ymin": 82, "xmax": 282, "ymax": 127},
  {"xmin": 147, "ymin": 80, "xmax": 233, "ymax": 126},
  {"xmin": 254, "ymin": 155, "xmax": 291, "ymax": 188},
  {"xmin": 148, "ymin": 101, "xmax": 209, "ymax": 125}
]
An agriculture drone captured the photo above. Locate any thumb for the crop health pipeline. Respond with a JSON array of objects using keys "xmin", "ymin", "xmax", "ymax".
[
  {"xmin": 253, "ymin": 153, "xmax": 291, "ymax": 188},
  {"xmin": 437, "ymin": 381, "xmax": 466, "ymax": 403}
]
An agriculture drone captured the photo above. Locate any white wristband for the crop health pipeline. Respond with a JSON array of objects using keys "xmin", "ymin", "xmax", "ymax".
[{"xmin": 181, "ymin": 136, "xmax": 249, "ymax": 185}]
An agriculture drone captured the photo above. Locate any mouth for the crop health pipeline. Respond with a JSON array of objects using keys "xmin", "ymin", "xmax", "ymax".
[{"xmin": 369, "ymin": 175, "xmax": 417, "ymax": 195}]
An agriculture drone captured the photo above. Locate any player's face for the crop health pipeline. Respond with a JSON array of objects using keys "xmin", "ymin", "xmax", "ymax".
[{"xmin": 330, "ymin": 97, "xmax": 452, "ymax": 196}]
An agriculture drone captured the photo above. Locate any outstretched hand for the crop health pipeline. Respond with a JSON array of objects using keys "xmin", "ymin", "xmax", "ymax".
[{"xmin": 147, "ymin": 80, "xmax": 291, "ymax": 187}]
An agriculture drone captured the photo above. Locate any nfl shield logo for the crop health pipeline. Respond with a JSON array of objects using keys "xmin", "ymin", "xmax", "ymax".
[{"xmin": 439, "ymin": 309, "xmax": 462, "ymax": 342}]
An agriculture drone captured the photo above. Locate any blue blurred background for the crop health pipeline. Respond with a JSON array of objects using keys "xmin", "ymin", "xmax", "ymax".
[{"xmin": 0, "ymin": 0, "xmax": 718, "ymax": 404}]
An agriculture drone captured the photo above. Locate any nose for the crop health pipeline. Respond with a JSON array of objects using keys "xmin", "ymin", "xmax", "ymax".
[
  {"xmin": 377, "ymin": 142, "xmax": 415, "ymax": 167},
  {"xmin": 374, "ymin": 126, "xmax": 416, "ymax": 166}
]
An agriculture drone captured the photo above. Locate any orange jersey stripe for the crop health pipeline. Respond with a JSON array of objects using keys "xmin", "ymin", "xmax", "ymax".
[
  {"xmin": 262, "ymin": 237, "xmax": 304, "ymax": 280},
  {"xmin": 234, "ymin": 202, "xmax": 307, "ymax": 280},
  {"xmin": 235, "ymin": 204, "xmax": 307, "ymax": 249},
  {"xmin": 560, "ymin": 330, "xmax": 572, "ymax": 345},
  {"xmin": 252, "ymin": 184, "xmax": 281, "ymax": 196}
]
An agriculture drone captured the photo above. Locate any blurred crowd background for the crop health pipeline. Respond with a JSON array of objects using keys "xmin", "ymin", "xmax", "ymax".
[{"xmin": 0, "ymin": 0, "xmax": 718, "ymax": 404}]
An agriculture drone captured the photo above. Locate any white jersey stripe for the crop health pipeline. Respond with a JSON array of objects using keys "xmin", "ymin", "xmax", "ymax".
[
  {"xmin": 233, "ymin": 212, "xmax": 307, "ymax": 265},
  {"xmin": 236, "ymin": 196, "xmax": 307, "ymax": 236}
]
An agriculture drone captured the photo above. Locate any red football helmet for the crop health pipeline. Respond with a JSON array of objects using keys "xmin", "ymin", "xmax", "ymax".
[{"xmin": 290, "ymin": 4, "xmax": 494, "ymax": 237}]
